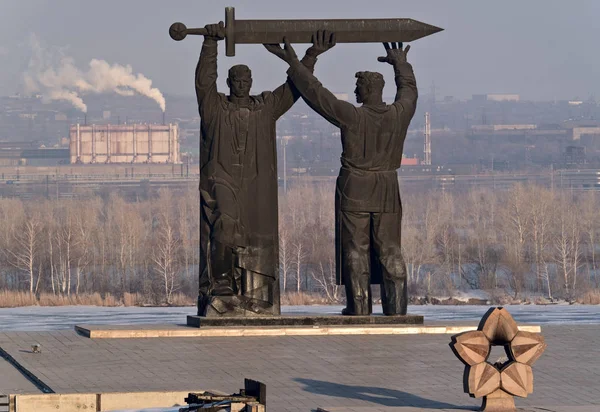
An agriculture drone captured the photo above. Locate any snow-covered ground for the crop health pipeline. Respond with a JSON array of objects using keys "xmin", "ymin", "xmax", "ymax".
[{"xmin": 0, "ymin": 304, "xmax": 599, "ymax": 331}]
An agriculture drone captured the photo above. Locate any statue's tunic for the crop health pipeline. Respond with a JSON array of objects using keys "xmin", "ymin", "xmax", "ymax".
[
  {"xmin": 287, "ymin": 59, "xmax": 418, "ymax": 315},
  {"xmin": 196, "ymin": 39, "xmax": 315, "ymax": 314}
]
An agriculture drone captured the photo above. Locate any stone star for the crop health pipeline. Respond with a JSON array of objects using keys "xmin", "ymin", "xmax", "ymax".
[{"xmin": 450, "ymin": 307, "xmax": 546, "ymax": 411}]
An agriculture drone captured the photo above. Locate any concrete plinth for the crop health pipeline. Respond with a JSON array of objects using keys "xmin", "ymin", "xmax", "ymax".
[
  {"xmin": 187, "ymin": 314, "xmax": 424, "ymax": 328},
  {"xmin": 74, "ymin": 323, "xmax": 541, "ymax": 339}
]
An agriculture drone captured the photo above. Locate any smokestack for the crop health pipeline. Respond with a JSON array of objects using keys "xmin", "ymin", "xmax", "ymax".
[
  {"xmin": 162, "ymin": 111, "xmax": 166, "ymax": 125},
  {"xmin": 84, "ymin": 114, "xmax": 87, "ymax": 126}
]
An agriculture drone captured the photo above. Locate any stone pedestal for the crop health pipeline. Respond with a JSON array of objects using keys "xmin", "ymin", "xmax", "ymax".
[{"xmin": 187, "ymin": 314, "xmax": 424, "ymax": 328}]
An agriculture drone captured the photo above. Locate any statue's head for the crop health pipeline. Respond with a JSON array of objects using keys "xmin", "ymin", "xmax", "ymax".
[
  {"xmin": 227, "ymin": 64, "xmax": 252, "ymax": 98},
  {"xmin": 354, "ymin": 71, "xmax": 385, "ymax": 104}
]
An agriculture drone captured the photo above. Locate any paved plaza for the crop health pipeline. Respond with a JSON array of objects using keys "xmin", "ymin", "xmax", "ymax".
[{"xmin": 0, "ymin": 325, "xmax": 599, "ymax": 411}]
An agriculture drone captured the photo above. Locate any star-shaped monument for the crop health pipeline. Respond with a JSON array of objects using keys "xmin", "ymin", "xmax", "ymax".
[{"xmin": 450, "ymin": 307, "xmax": 546, "ymax": 411}]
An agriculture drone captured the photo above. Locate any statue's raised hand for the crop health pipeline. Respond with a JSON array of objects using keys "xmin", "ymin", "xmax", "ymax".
[
  {"xmin": 263, "ymin": 38, "xmax": 298, "ymax": 65},
  {"xmin": 205, "ymin": 21, "xmax": 225, "ymax": 41},
  {"xmin": 378, "ymin": 42, "xmax": 410, "ymax": 65},
  {"xmin": 306, "ymin": 30, "xmax": 337, "ymax": 57}
]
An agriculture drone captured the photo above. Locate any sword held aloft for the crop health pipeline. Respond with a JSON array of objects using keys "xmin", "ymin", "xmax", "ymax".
[{"xmin": 169, "ymin": 7, "xmax": 443, "ymax": 56}]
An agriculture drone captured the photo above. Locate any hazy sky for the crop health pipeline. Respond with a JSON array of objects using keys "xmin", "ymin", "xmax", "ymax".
[{"xmin": 1, "ymin": 0, "xmax": 599, "ymax": 101}]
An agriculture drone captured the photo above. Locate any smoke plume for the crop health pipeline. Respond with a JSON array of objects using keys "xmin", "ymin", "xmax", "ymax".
[{"xmin": 23, "ymin": 35, "xmax": 166, "ymax": 113}]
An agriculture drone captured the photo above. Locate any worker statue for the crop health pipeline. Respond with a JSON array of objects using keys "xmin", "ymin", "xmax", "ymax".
[
  {"xmin": 266, "ymin": 35, "xmax": 418, "ymax": 316},
  {"xmin": 197, "ymin": 22, "xmax": 335, "ymax": 316}
]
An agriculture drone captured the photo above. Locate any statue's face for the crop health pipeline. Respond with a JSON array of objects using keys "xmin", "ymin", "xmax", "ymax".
[
  {"xmin": 354, "ymin": 79, "xmax": 369, "ymax": 104},
  {"xmin": 227, "ymin": 74, "xmax": 252, "ymax": 98}
]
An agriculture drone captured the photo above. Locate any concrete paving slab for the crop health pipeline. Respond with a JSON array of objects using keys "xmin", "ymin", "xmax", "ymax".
[
  {"xmin": 0, "ymin": 357, "xmax": 41, "ymax": 395},
  {"xmin": 0, "ymin": 325, "xmax": 597, "ymax": 411}
]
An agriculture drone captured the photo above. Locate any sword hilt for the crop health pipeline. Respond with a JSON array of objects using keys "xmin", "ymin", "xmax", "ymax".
[
  {"xmin": 169, "ymin": 7, "xmax": 237, "ymax": 56},
  {"xmin": 169, "ymin": 22, "xmax": 207, "ymax": 41}
]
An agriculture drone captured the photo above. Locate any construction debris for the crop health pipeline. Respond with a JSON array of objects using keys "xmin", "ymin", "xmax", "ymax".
[{"xmin": 180, "ymin": 379, "xmax": 266, "ymax": 412}]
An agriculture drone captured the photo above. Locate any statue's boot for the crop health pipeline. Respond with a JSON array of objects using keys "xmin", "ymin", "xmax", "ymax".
[
  {"xmin": 203, "ymin": 268, "xmax": 277, "ymax": 317},
  {"xmin": 203, "ymin": 295, "xmax": 273, "ymax": 317},
  {"xmin": 342, "ymin": 273, "xmax": 372, "ymax": 315},
  {"xmin": 379, "ymin": 254, "xmax": 408, "ymax": 316},
  {"xmin": 210, "ymin": 240, "xmax": 238, "ymax": 295}
]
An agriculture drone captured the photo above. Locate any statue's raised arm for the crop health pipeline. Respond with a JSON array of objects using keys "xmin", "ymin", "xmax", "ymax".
[
  {"xmin": 264, "ymin": 33, "xmax": 358, "ymax": 128},
  {"xmin": 264, "ymin": 30, "xmax": 336, "ymax": 120},
  {"xmin": 195, "ymin": 22, "xmax": 225, "ymax": 109},
  {"xmin": 378, "ymin": 42, "xmax": 418, "ymax": 118}
]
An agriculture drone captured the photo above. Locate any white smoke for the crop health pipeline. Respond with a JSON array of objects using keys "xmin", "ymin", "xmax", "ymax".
[
  {"xmin": 47, "ymin": 90, "xmax": 87, "ymax": 113},
  {"xmin": 76, "ymin": 59, "xmax": 166, "ymax": 111},
  {"xmin": 23, "ymin": 34, "xmax": 166, "ymax": 113}
]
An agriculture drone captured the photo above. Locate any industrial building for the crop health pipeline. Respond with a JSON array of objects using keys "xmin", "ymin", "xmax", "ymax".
[
  {"xmin": 69, "ymin": 124, "xmax": 180, "ymax": 164},
  {"xmin": 471, "ymin": 94, "xmax": 521, "ymax": 102},
  {"xmin": 0, "ymin": 141, "xmax": 69, "ymax": 166}
]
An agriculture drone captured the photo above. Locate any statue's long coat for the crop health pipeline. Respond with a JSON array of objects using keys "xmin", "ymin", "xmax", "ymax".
[{"xmin": 196, "ymin": 40, "xmax": 316, "ymax": 284}]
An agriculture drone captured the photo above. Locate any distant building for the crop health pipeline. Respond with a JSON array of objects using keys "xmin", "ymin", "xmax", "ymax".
[
  {"xmin": 471, "ymin": 94, "xmax": 520, "ymax": 102},
  {"xmin": 486, "ymin": 94, "xmax": 520, "ymax": 102},
  {"xmin": 0, "ymin": 141, "xmax": 69, "ymax": 166},
  {"xmin": 18, "ymin": 113, "xmax": 37, "ymax": 120},
  {"xmin": 69, "ymin": 123, "xmax": 180, "ymax": 164},
  {"xmin": 471, "ymin": 124, "xmax": 537, "ymax": 132},
  {"xmin": 401, "ymin": 156, "xmax": 420, "ymax": 166},
  {"xmin": 492, "ymin": 159, "xmax": 510, "ymax": 171},
  {"xmin": 572, "ymin": 127, "xmax": 600, "ymax": 141},
  {"xmin": 564, "ymin": 146, "xmax": 586, "ymax": 166}
]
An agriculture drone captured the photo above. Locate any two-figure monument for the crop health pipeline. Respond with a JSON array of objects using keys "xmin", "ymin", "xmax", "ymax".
[{"xmin": 170, "ymin": 7, "xmax": 442, "ymax": 319}]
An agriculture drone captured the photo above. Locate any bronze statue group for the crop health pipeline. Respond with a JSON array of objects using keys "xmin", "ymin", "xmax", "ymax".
[{"xmin": 198, "ymin": 22, "xmax": 418, "ymax": 318}]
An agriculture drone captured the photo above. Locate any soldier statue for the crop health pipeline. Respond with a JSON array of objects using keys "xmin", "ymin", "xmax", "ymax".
[
  {"xmin": 266, "ymin": 34, "xmax": 418, "ymax": 316},
  {"xmin": 197, "ymin": 22, "xmax": 335, "ymax": 316}
]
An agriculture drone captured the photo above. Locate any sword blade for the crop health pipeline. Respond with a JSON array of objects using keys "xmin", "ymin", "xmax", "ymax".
[{"xmin": 235, "ymin": 18, "xmax": 443, "ymax": 44}]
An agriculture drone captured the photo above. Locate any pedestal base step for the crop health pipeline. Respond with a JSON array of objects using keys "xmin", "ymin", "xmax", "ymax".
[
  {"xmin": 74, "ymin": 322, "xmax": 541, "ymax": 339},
  {"xmin": 187, "ymin": 314, "xmax": 424, "ymax": 328}
]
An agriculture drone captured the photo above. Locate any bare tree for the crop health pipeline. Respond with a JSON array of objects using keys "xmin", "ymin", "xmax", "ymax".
[
  {"xmin": 400, "ymin": 196, "xmax": 426, "ymax": 290},
  {"xmin": 55, "ymin": 201, "xmax": 78, "ymax": 295},
  {"xmin": 527, "ymin": 186, "xmax": 553, "ymax": 299},
  {"xmin": 72, "ymin": 199, "xmax": 101, "ymax": 295},
  {"xmin": 500, "ymin": 185, "xmax": 530, "ymax": 298},
  {"xmin": 580, "ymin": 191, "xmax": 599, "ymax": 288},
  {"xmin": 551, "ymin": 193, "xmax": 583, "ymax": 300},
  {"xmin": 152, "ymin": 189, "xmax": 181, "ymax": 304},
  {"xmin": 153, "ymin": 219, "xmax": 179, "ymax": 304},
  {"xmin": 279, "ymin": 226, "xmax": 293, "ymax": 293},
  {"xmin": 292, "ymin": 236, "xmax": 308, "ymax": 293},
  {"xmin": 310, "ymin": 254, "xmax": 340, "ymax": 302},
  {"xmin": 7, "ymin": 212, "xmax": 43, "ymax": 293}
]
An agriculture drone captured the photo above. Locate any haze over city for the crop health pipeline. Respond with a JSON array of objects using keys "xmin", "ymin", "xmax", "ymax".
[{"xmin": 1, "ymin": 0, "xmax": 599, "ymax": 101}]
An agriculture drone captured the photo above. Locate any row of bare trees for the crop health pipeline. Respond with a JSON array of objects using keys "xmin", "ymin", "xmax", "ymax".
[
  {"xmin": 0, "ymin": 187, "xmax": 199, "ymax": 304},
  {"xmin": 1, "ymin": 182, "xmax": 599, "ymax": 304},
  {"xmin": 280, "ymin": 183, "xmax": 600, "ymax": 302}
]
